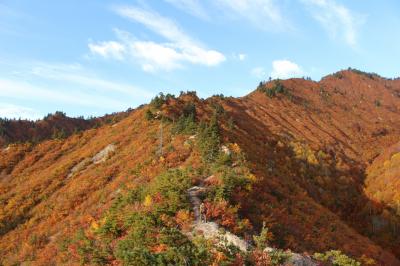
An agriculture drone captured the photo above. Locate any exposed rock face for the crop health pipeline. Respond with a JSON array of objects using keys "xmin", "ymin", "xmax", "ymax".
[
  {"xmin": 67, "ymin": 158, "xmax": 90, "ymax": 178},
  {"xmin": 192, "ymin": 222, "xmax": 249, "ymax": 252},
  {"xmin": 286, "ymin": 253, "xmax": 318, "ymax": 266},
  {"xmin": 67, "ymin": 144, "xmax": 116, "ymax": 178},
  {"xmin": 92, "ymin": 144, "xmax": 116, "ymax": 164},
  {"xmin": 187, "ymin": 185, "xmax": 249, "ymax": 252},
  {"xmin": 264, "ymin": 247, "xmax": 318, "ymax": 266}
]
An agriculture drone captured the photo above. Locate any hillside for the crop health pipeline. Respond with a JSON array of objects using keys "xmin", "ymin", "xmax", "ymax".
[
  {"xmin": 0, "ymin": 110, "xmax": 132, "ymax": 147},
  {"xmin": 1, "ymin": 69, "xmax": 400, "ymax": 265}
]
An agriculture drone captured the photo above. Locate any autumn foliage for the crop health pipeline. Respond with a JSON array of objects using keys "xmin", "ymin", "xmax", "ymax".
[{"xmin": 1, "ymin": 71, "xmax": 400, "ymax": 265}]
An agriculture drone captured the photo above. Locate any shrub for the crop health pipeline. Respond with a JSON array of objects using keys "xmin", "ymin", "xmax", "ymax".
[
  {"xmin": 146, "ymin": 169, "xmax": 192, "ymax": 215},
  {"xmin": 150, "ymin": 93, "xmax": 175, "ymax": 109},
  {"xmin": 52, "ymin": 128, "xmax": 66, "ymax": 140},
  {"xmin": 258, "ymin": 80, "xmax": 291, "ymax": 99},
  {"xmin": 253, "ymin": 222, "xmax": 274, "ymax": 250},
  {"xmin": 314, "ymin": 250, "xmax": 361, "ymax": 266},
  {"xmin": 348, "ymin": 68, "xmax": 379, "ymax": 79},
  {"xmin": 268, "ymin": 249, "xmax": 291, "ymax": 266},
  {"xmin": 145, "ymin": 110, "xmax": 154, "ymax": 121},
  {"xmin": 197, "ymin": 113, "xmax": 221, "ymax": 163},
  {"xmin": 173, "ymin": 103, "xmax": 197, "ymax": 134}
]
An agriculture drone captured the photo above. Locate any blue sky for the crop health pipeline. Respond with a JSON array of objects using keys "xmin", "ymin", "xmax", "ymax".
[{"xmin": 0, "ymin": 0, "xmax": 399, "ymax": 119}]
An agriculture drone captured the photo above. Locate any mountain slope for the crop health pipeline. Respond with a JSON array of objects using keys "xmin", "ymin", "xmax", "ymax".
[{"xmin": 1, "ymin": 70, "xmax": 400, "ymax": 265}]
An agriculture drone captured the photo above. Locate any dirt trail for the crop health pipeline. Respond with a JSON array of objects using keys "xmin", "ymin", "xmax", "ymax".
[{"xmin": 187, "ymin": 186, "xmax": 206, "ymax": 223}]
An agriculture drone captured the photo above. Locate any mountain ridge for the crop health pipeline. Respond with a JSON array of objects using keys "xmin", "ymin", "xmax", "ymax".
[{"xmin": 1, "ymin": 69, "xmax": 400, "ymax": 265}]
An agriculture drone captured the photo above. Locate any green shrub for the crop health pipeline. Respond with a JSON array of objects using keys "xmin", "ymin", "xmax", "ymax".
[
  {"xmin": 197, "ymin": 113, "xmax": 221, "ymax": 163},
  {"xmin": 253, "ymin": 222, "xmax": 274, "ymax": 250},
  {"xmin": 147, "ymin": 169, "xmax": 192, "ymax": 214},
  {"xmin": 268, "ymin": 249, "xmax": 291, "ymax": 266},
  {"xmin": 258, "ymin": 80, "xmax": 291, "ymax": 99},
  {"xmin": 145, "ymin": 110, "xmax": 154, "ymax": 121},
  {"xmin": 348, "ymin": 68, "xmax": 379, "ymax": 79},
  {"xmin": 314, "ymin": 250, "xmax": 361, "ymax": 266},
  {"xmin": 150, "ymin": 93, "xmax": 175, "ymax": 109},
  {"xmin": 173, "ymin": 103, "xmax": 197, "ymax": 134}
]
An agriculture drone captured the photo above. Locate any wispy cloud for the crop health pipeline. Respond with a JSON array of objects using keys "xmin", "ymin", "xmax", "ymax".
[
  {"xmin": 251, "ymin": 67, "xmax": 267, "ymax": 79},
  {"xmin": 88, "ymin": 41, "xmax": 126, "ymax": 60},
  {"xmin": 301, "ymin": 0, "xmax": 364, "ymax": 48},
  {"xmin": 29, "ymin": 62, "xmax": 152, "ymax": 99},
  {"xmin": 0, "ymin": 103, "xmax": 42, "ymax": 120},
  {"xmin": 0, "ymin": 78, "xmax": 128, "ymax": 110},
  {"xmin": 252, "ymin": 60, "xmax": 304, "ymax": 80},
  {"xmin": 214, "ymin": 0, "xmax": 289, "ymax": 31},
  {"xmin": 89, "ymin": 6, "xmax": 225, "ymax": 72},
  {"xmin": 163, "ymin": 0, "xmax": 209, "ymax": 20},
  {"xmin": 0, "ymin": 61, "xmax": 153, "ymax": 114},
  {"xmin": 271, "ymin": 59, "xmax": 304, "ymax": 79}
]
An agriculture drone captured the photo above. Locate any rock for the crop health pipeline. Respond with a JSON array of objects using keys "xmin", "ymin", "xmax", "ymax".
[
  {"xmin": 3, "ymin": 146, "xmax": 10, "ymax": 152},
  {"xmin": 192, "ymin": 222, "xmax": 249, "ymax": 252},
  {"xmin": 263, "ymin": 247, "xmax": 319, "ymax": 266},
  {"xmin": 287, "ymin": 253, "xmax": 318, "ymax": 266},
  {"xmin": 92, "ymin": 144, "xmax": 116, "ymax": 164},
  {"xmin": 221, "ymin": 145, "xmax": 231, "ymax": 155},
  {"xmin": 187, "ymin": 185, "xmax": 249, "ymax": 252},
  {"xmin": 67, "ymin": 158, "xmax": 90, "ymax": 178}
]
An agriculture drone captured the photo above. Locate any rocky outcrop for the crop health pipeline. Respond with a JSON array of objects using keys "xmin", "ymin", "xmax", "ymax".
[
  {"xmin": 92, "ymin": 144, "xmax": 116, "ymax": 164},
  {"xmin": 187, "ymin": 185, "xmax": 249, "ymax": 252}
]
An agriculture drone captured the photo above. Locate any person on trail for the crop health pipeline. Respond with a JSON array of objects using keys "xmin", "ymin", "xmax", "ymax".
[{"xmin": 199, "ymin": 202, "xmax": 206, "ymax": 223}]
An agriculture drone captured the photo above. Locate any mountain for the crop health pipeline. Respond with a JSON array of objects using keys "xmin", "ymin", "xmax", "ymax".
[
  {"xmin": 1, "ymin": 69, "xmax": 400, "ymax": 265},
  {"xmin": 0, "ymin": 110, "xmax": 134, "ymax": 148}
]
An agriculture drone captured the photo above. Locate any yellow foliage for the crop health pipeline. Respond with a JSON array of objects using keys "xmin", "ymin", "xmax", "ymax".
[
  {"xmin": 175, "ymin": 209, "xmax": 192, "ymax": 230},
  {"xmin": 391, "ymin": 152, "xmax": 400, "ymax": 162},
  {"xmin": 230, "ymin": 143, "xmax": 242, "ymax": 154},
  {"xmin": 90, "ymin": 220, "xmax": 99, "ymax": 232},
  {"xmin": 246, "ymin": 173, "xmax": 257, "ymax": 182},
  {"xmin": 143, "ymin": 195, "xmax": 153, "ymax": 207},
  {"xmin": 383, "ymin": 160, "xmax": 390, "ymax": 169},
  {"xmin": 290, "ymin": 141, "xmax": 318, "ymax": 165}
]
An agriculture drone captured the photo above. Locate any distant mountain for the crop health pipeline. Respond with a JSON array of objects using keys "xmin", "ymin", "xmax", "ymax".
[
  {"xmin": 0, "ymin": 110, "xmax": 133, "ymax": 147},
  {"xmin": 1, "ymin": 69, "xmax": 400, "ymax": 265}
]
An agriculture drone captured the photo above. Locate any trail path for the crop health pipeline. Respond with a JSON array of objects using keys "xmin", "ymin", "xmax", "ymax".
[
  {"xmin": 186, "ymin": 184, "xmax": 318, "ymax": 265},
  {"xmin": 186, "ymin": 184, "xmax": 249, "ymax": 252}
]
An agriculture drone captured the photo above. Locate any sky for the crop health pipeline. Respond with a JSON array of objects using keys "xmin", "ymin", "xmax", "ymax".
[{"xmin": 0, "ymin": 0, "xmax": 399, "ymax": 120}]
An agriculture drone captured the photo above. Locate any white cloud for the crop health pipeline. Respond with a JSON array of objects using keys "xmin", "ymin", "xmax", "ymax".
[
  {"xmin": 115, "ymin": 6, "xmax": 192, "ymax": 45},
  {"xmin": 214, "ymin": 0, "xmax": 289, "ymax": 31},
  {"xmin": 88, "ymin": 41, "xmax": 126, "ymax": 60},
  {"xmin": 301, "ymin": 0, "xmax": 363, "ymax": 47},
  {"xmin": 0, "ymin": 103, "xmax": 42, "ymax": 120},
  {"xmin": 0, "ymin": 78, "xmax": 128, "ymax": 110},
  {"xmin": 251, "ymin": 67, "xmax": 267, "ymax": 78},
  {"xmin": 270, "ymin": 60, "xmax": 304, "ymax": 79},
  {"xmin": 164, "ymin": 0, "xmax": 209, "ymax": 20},
  {"xmin": 90, "ymin": 6, "xmax": 225, "ymax": 72}
]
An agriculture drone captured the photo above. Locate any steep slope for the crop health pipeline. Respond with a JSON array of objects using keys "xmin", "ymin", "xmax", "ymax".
[
  {"xmin": 365, "ymin": 140, "xmax": 400, "ymax": 227},
  {"xmin": 216, "ymin": 70, "xmax": 400, "ymax": 260},
  {"xmin": 1, "ymin": 70, "xmax": 400, "ymax": 265}
]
